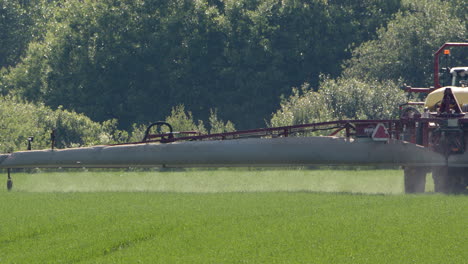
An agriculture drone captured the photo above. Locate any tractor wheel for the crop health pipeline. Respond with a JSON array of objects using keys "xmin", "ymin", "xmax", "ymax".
[
  {"xmin": 432, "ymin": 167, "xmax": 467, "ymax": 194},
  {"xmin": 432, "ymin": 167, "xmax": 450, "ymax": 193},
  {"xmin": 449, "ymin": 169, "xmax": 468, "ymax": 194},
  {"xmin": 404, "ymin": 167, "xmax": 426, "ymax": 193}
]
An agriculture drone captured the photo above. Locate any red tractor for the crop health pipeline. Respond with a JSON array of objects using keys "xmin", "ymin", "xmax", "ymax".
[{"xmin": 401, "ymin": 42, "xmax": 468, "ymax": 193}]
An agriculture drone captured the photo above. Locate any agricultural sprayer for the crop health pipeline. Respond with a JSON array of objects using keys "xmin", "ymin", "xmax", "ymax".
[{"xmin": 2, "ymin": 42, "xmax": 467, "ymax": 194}]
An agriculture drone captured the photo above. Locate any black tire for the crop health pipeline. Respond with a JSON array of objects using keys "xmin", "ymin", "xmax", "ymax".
[
  {"xmin": 6, "ymin": 178, "xmax": 12, "ymax": 191},
  {"xmin": 404, "ymin": 167, "xmax": 426, "ymax": 193},
  {"xmin": 432, "ymin": 167, "xmax": 467, "ymax": 194},
  {"xmin": 449, "ymin": 168, "xmax": 468, "ymax": 194}
]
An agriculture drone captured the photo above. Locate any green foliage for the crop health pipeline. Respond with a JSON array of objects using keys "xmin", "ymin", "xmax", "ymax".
[
  {"xmin": 271, "ymin": 0, "xmax": 465, "ymax": 127},
  {"xmin": 0, "ymin": 1, "xmax": 33, "ymax": 68},
  {"xmin": 1, "ymin": 42, "xmax": 51, "ymax": 100},
  {"xmin": 165, "ymin": 105, "xmax": 207, "ymax": 134},
  {"xmin": 343, "ymin": 0, "xmax": 467, "ymax": 87},
  {"xmin": 271, "ymin": 78, "xmax": 406, "ymax": 127},
  {"xmin": 164, "ymin": 105, "xmax": 237, "ymax": 134},
  {"xmin": 208, "ymin": 109, "xmax": 235, "ymax": 134},
  {"xmin": 319, "ymin": 77, "xmax": 406, "ymax": 120},
  {"xmin": 0, "ymin": 0, "xmax": 403, "ymax": 130},
  {"xmin": 127, "ymin": 105, "xmax": 235, "ymax": 142},
  {"xmin": 127, "ymin": 124, "xmax": 147, "ymax": 143},
  {"xmin": 2, "ymin": 0, "xmax": 462, "ymax": 132},
  {"xmin": 0, "ymin": 0, "xmax": 56, "ymax": 68},
  {"xmin": 270, "ymin": 83, "xmax": 332, "ymax": 127},
  {"xmin": 448, "ymin": 0, "xmax": 468, "ymax": 25},
  {"xmin": 0, "ymin": 96, "xmax": 122, "ymax": 152}
]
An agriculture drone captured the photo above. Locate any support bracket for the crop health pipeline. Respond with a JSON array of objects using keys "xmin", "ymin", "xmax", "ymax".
[{"xmin": 7, "ymin": 168, "xmax": 12, "ymax": 191}]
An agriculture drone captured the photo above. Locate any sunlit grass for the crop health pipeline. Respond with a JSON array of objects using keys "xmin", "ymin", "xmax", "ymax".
[
  {"xmin": 1, "ymin": 191, "xmax": 467, "ymax": 263},
  {"xmin": 0, "ymin": 169, "xmax": 465, "ymax": 263},
  {"xmin": 4, "ymin": 168, "xmax": 432, "ymax": 194}
]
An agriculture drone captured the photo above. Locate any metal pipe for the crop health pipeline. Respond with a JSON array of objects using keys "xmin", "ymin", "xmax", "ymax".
[{"xmin": 0, "ymin": 137, "xmax": 446, "ymax": 169}]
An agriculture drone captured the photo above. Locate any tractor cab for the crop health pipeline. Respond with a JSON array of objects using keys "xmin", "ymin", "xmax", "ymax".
[{"xmin": 450, "ymin": 67, "xmax": 468, "ymax": 87}]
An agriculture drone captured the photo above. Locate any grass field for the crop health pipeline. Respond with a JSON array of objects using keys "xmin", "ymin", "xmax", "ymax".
[
  {"xmin": 1, "ymin": 169, "xmax": 467, "ymax": 263},
  {"xmin": 6, "ymin": 168, "xmax": 430, "ymax": 194}
]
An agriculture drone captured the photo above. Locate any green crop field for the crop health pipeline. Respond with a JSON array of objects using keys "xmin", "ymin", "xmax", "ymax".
[
  {"xmin": 4, "ymin": 168, "xmax": 431, "ymax": 194},
  {"xmin": 1, "ymin": 169, "xmax": 467, "ymax": 263}
]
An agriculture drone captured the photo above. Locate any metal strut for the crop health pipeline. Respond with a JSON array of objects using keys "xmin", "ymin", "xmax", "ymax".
[
  {"xmin": 7, "ymin": 168, "xmax": 12, "ymax": 191},
  {"xmin": 142, "ymin": 121, "xmax": 174, "ymax": 143},
  {"xmin": 133, "ymin": 119, "xmax": 400, "ymax": 144}
]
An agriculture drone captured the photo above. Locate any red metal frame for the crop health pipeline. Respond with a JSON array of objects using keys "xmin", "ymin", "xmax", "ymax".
[
  {"xmin": 137, "ymin": 119, "xmax": 403, "ymax": 144},
  {"xmin": 434, "ymin": 42, "xmax": 468, "ymax": 89},
  {"xmin": 402, "ymin": 42, "xmax": 468, "ymax": 93},
  {"xmin": 132, "ymin": 115, "xmax": 466, "ymax": 147},
  {"xmin": 403, "ymin": 86, "xmax": 436, "ymax": 93}
]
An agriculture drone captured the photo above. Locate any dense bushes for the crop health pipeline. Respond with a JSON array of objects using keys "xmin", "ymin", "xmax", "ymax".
[
  {"xmin": 0, "ymin": 96, "xmax": 234, "ymax": 152},
  {"xmin": 270, "ymin": 78, "xmax": 406, "ymax": 127},
  {"xmin": 0, "ymin": 96, "xmax": 122, "ymax": 152},
  {"xmin": 129, "ymin": 105, "xmax": 235, "ymax": 142}
]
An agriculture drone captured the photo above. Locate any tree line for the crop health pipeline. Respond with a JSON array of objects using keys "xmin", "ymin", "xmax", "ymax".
[
  {"xmin": 271, "ymin": 0, "xmax": 466, "ymax": 126},
  {"xmin": 0, "ymin": 0, "xmax": 466, "ymax": 151},
  {"xmin": 1, "ymin": 0, "xmax": 402, "ymax": 130}
]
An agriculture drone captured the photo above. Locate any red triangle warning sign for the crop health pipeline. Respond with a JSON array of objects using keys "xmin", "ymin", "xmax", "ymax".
[{"xmin": 372, "ymin": 123, "xmax": 389, "ymax": 141}]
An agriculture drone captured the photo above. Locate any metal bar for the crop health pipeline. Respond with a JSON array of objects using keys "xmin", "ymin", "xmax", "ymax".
[
  {"xmin": 51, "ymin": 129, "xmax": 56, "ymax": 150},
  {"xmin": 7, "ymin": 168, "xmax": 12, "ymax": 191},
  {"xmin": 433, "ymin": 42, "xmax": 468, "ymax": 88},
  {"xmin": 0, "ymin": 137, "xmax": 446, "ymax": 168},
  {"xmin": 329, "ymin": 126, "xmax": 345, "ymax": 136},
  {"xmin": 404, "ymin": 87, "xmax": 436, "ymax": 93},
  {"xmin": 345, "ymin": 124, "xmax": 351, "ymax": 138},
  {"xmin": 422, "ymin": 121, "xmax": 429, "ymax": 147},
  {"xmin": 395, "ymin": 123, "xmax": 401, "ymax": 140},
  {"xmin": 400, "ymin": 102, "xmax": 426, "ymax": 106},
  {"xmin": 107, "ymin": 119, "xmax": 402, "ymax": 146},
  {"xmin": 166, "ymin": 119, "xmax": 399, "ymax": 141},
  {"xmin": 387, "ymin": 122, "xmax": 392, "ymax": 139}
]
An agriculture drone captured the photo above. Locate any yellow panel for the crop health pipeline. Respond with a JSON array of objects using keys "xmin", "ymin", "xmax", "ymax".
[{"xmin": 424, "ymin": 87, "xmax": 468, "ymax": 111}]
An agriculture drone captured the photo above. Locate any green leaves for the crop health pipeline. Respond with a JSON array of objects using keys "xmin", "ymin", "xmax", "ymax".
[
  {"xmin": 270, "ymin": 77, "xmax": 406, "ymax": 127},
  {"xmin": 319, "ymin": 77, "xmax": 405, "ymax": 120},
  {"xmin": 0, "ymin": 1, "xmax": 31, "ymax": 68},
  {"xmin": 343, "ymin": 0, "xmax": 466, "ymax": 87},
  {"xmin": 1, "ymin": 0, "xmax": 404, "ymax": 131},
  {"xmin": 0, "ymin": 96, "xmax": 122, "ymax": 152},
  {"xmin": 0, "ymin": 0, "xmax": 55, "ymax": 68},
  {"xmin": 164, "ymin": 105, "xmax": 235, "ymax": 135},
  {"xmin": 3, "ymin": 0, "xmax": 463, "ymax": 133},
  {"xmin": 208, "ymin": 109, "xmax": 236, "ymax": 134},
  {"xmin": 271, "ymin": 0, "xmax": 466, "ymax": 127},
  {"xmin": 165, "ymin": 105, "xmax": 207, "ymax": 134},
  {"xmin": 270, "ymin": 83, "xmax": 332, "ymax": 127}
]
